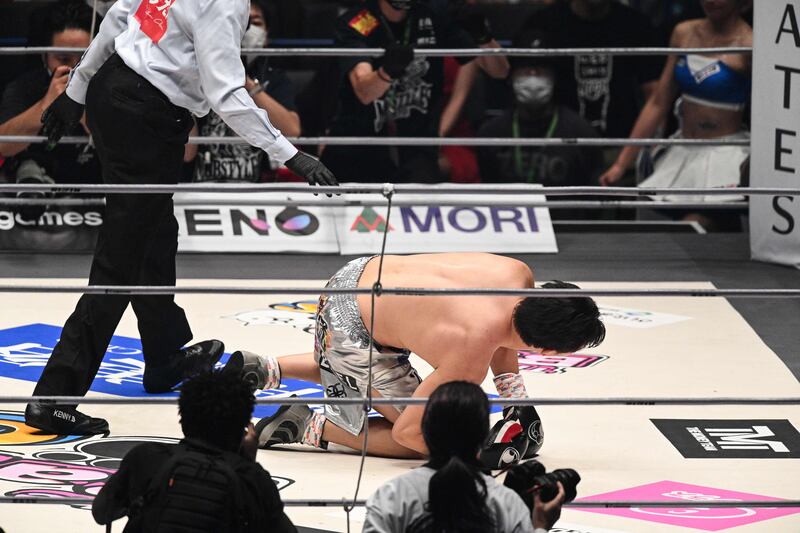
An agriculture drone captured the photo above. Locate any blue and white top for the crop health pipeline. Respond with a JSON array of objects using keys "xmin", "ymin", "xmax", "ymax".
[{"xmin": 673, "ymin": 54, "xmax": 750, "ymax": 111}]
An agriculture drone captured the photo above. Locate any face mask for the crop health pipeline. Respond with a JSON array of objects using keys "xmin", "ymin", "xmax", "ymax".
[
  {"xmin": 241, "ymin": 25, "xmax": 268, "ymax": 65},
  {"xmin": 242, "ymin": 24, "xmax": 267, "ymax": 49},
  {"xmin": 513, "ymin": 74, "xmax": 554, "ymax": 108},
  {"xmin": 387, "ymin": 0, "xmax": 415, "ymax": 10}
]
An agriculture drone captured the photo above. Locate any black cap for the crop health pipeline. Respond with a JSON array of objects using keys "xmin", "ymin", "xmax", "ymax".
[{"xmin": 510, "ymin": 28, "xmax": 556, "ymax": 71}]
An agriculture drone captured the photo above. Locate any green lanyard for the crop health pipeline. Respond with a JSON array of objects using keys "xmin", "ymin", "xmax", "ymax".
[
  {"xmin": 379, "ymin": 11, "xmax": 414, "ymax": 136},
  {"xmin": 512, "ymin": 109, "xmax": 559, "ymax": 183}
]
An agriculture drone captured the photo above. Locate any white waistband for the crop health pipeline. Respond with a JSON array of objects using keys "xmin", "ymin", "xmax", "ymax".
[{"xmin": 682, "ymin": 94, "xmax": 747, "ymax": 112}]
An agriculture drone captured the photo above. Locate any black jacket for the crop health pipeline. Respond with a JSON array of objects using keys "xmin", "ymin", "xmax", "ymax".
[{"xmin": 92, "ymin": 439, "xmax": 297, "ymax": 533}]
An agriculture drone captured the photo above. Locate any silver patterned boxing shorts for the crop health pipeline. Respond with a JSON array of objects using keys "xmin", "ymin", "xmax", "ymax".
[{"xmin": 315, "ymin": 256, "xmax": 421, "ymax": 436}]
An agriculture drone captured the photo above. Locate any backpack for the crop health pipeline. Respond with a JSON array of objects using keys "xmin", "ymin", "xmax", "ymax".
[{"xmin": 128, "ymin": 441, "xmax": 251, "ymax": 533}]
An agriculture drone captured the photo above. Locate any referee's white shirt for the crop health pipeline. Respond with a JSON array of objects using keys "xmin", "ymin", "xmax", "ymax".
[{"xmin": 66, "ymin": 0, "xmax": 297, "ymax": 164}]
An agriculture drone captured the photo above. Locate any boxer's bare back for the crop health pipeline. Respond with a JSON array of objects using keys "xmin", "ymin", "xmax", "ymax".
[
  {"xmin": 357, "ymin": 253, "xmax": 534, "ymax": 371},
  {"xmin": 276, "ymin": 253, "xmax": 538, "ymax": 456}
]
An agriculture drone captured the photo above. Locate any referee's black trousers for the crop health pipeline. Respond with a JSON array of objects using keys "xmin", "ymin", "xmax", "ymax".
[{"xmin": 33, "ymin": 54, "xmax": 194, "ymax": 398}]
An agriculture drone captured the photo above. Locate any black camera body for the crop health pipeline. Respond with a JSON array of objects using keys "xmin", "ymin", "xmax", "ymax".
[
  {"xmin": 14, "ymin": 159, "xmax": 55, "ymax": 221},
  {"xmin": 503, "ymin": 460, "xmax": 581, "ymax": 510}
]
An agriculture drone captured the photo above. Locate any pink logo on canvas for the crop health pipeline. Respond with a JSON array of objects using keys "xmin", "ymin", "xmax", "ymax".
[
  {"xmin": 517, "ymin": 351, "xmax": 608, "ymax": 374},
  {"xmin": 576, "ymin": 481, "xmax": 799, "ymax": 531}
]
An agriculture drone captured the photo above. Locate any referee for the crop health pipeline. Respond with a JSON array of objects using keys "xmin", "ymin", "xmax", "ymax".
[{"xmin": 28, "ymin": 0, "xmax": 338, "ymax": 435}]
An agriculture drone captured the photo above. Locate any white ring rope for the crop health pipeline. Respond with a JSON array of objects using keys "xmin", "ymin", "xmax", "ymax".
[
  {"xmin": 0, "ymin": 183, "xmax": 793, "ymax": 196},
  {"xmin": 0, "ymin": 198, "xmax": 751, "ymax": 209},
  {"xmin": 0, "ymin": 497, "xmax": 796, "ymax": 508},
  {"xmin": 1, "ymin": 496, "xmax": 796, "ymax": 508},
  {"xmin": 0, "ymin": 135, "xmax": 750, "ymax": 147},
  {"xmin": 0, "ymin": 286, "xmax": 795, "ymax": 298},
  {"xmin": 1, "ymin": 396, "xmax": 797, "ymax": 406},
  {"xmin": 0, "ymin": 46, "xmax": 753, "ymax": 57}
]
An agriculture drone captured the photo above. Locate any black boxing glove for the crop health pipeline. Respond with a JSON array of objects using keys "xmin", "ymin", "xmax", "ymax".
[
  {"xmin": 480, "ymin": 409, "xmax": 529, "ymax": 470},
  {"xmin": 516, "ymin": 405, "xmax": 544, "ymax": 459},
  {"xmin": 41, "ymin": 92, "xmax": 84, "ymax": 149},
  {"xmin": 284, "ymin": 151, "xmax": 338, "ymax": 189},
  {"xmin": 479, "ymin": 405, "xmax": 544, "ymax": 470},
  {"xmin": 380, "ymin": 43, "xmax": 414, "ymax": 79}
]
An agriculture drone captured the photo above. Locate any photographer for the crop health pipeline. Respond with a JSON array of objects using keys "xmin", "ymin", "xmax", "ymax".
[
  {"xmin": 92, "ymin": 370, "xmax": 296, "ymax": 533},
  {"xmin": 0, "ymin": 1, "xmax": 101, "ymax": 220},
  {"xmin": 363, "ymin": 381, "xmax": 566, "ymax": 533}
]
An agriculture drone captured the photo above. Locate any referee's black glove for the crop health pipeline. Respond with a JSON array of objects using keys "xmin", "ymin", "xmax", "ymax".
[
  {"xmin": 41, "ymin": 92, "xmax": 84, "ymax": 149},
  {"xmin": 285, "ymin": 151, "xmax": 338, "ymax": 190}
]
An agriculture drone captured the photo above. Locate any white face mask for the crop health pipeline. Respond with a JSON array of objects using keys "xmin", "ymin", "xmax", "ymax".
[
  {"xmin": 241, "ymin": 25, "xmax": 268, "ymax": 65},
  {"xmin": 242, "ymin": 24, "xmax": 268, "ymax": 49},
  {"xmin": 513, "ymin": 74, "xmax": 554, "ymax": 108}
]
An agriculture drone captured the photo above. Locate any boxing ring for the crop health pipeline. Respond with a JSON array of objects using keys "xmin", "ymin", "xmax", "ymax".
[{"xmin": 1, "ymin": 41, "xmax": 800, "ymax": 533}]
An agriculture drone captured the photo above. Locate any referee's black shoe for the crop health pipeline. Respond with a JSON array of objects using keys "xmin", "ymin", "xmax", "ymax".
[
  {"xmin": 142, "ymin": 339, "xmax": 225, "ymax": 393},
  {"xmin": 25, "ymin": 402, "xmax": 109, "ymax": 435}
]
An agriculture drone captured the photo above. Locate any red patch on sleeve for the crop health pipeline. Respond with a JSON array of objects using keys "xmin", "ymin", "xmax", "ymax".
[{"xmin": 348, "ymin": 10, "xmax": 379, "ymax": 37}]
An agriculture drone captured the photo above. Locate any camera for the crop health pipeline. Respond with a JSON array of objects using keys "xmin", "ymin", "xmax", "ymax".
[
  {"xmin": 14, "ymin": 159, "xmax": 54, "ymax": 221},
  {"xmin": 503, "ymin": 460, "xmax": 581, "ymax": 510}
]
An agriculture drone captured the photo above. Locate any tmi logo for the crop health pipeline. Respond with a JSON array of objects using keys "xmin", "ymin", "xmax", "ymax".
[
  {"xmin": 652, "ymin": 418, "xmax": 800, "ymax": 458},
  {"xmin": 704, "ymin": 426, "xmax": 790, "ymax": 452}
]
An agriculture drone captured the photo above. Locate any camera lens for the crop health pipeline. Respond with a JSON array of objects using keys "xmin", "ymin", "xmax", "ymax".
[
  {"xmin": 503, "ymin": 460, "xmax": 581, "ymax": 509},
  {"xmin": 536, "ymin": 468, "xmax": 581, "ymax": 503},
  {"xmin": 503, "ymin": 460, "xmax": 546, "ymax": 510},
  {"xmin": 15, "ymin": 160, "xmax": 54, "ymax": 221}
]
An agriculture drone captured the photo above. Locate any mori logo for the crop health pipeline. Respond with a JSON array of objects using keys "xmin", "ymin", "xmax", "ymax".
[
  {"xmin": 351, "ymin": 207, "xmax": 392, "ymax": 233},
  {"xmin": 652, "ymin": 419, "xmax": 800, "ymax": 458}
]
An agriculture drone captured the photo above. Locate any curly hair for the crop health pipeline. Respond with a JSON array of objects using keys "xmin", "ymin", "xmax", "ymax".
[{"xmin": 178, "ymin": 370, "xmax": 255, "ymax": 451}]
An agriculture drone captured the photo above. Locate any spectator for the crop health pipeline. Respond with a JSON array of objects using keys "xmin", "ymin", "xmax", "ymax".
[
  {"xmin": 477, "ymin": 28, "xmax": 603, "ymax": 218},
  {"xmin": 363, "ymin": 381, "xmax": 563, "ymax": 532},
  {"xmin": 92, "ymin": 370, "xmax": 297, "ymax": 533},
  {"xmin": 599, "ymin": 0, "xmax": 751, "ymax": 231},
  {"xmin": 185, "ymin": 0, "xmax": 301, "ymax": 182},
  {"xmin": 523, "ymin": 0, "xmax": 663, "ymax": 139},
  {"xmin": 0, "ymin": 1, "xmax": 100, "ymax": 189},
  {"xmin": 321, "ymin": 0, "xmax": 509, "ymax": 183},
  {"xmin": 439, "ymin": 58, "xmax": 480, "ymax": 183}
]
